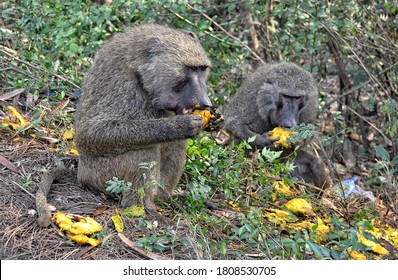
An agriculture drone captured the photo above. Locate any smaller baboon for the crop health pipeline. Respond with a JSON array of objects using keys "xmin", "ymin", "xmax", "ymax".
[
  {"xmin": 222, "ymin": 62, "xmax": 331, "ymax": 190},
  {"xmin": 36, "ymin": 24, "xmax": 212, "ymax": 227}
]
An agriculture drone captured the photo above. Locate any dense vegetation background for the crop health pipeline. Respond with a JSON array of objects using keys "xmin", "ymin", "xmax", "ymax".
[{"xmin": 0, "ymin": 0, "xmax": 397, "ymax": 260}]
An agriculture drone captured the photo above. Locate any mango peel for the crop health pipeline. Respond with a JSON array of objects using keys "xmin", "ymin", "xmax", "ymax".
[
  {"xmin": 283, "ymin": 198, "xmax": 315, "ymax": 217},
  {"xmin": 192, "ymin": 103, "xmax": 223, "ymax": 131},
  {"xmin": 52, "ymin": 212, "xmax": 102, "ymax": 246},
  {"xmin": 193, "ymin": 109, "xmax": 214, "ymax": 129},
  {"xmin": 0, "ymin": 105, "xmax": 30, "ymax": 130},
  {"xmin": 268, "ymin": 127, "xmax": 295, "ymax": 148}
]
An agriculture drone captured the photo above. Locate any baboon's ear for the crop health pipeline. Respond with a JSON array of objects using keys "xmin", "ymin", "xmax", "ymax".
[{"xmin": 147, "ymin": 38, "xmax": 163, "ymax": 58}]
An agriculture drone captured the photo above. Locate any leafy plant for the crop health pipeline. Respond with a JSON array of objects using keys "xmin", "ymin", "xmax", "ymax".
[
  {"xmin": 370, "ymin": 145, "xmax": 398, "ymax": 188},
  {"xmin": 106, "ymin": 177, "xmax": 132, "ymax": 195},
  {"xmin": 288, "ymin": 123, "xmax": 316, "ymax": 143},
  {"xmin": 381, "ymin": 101, "xmax": 398, "ymax": 138}
]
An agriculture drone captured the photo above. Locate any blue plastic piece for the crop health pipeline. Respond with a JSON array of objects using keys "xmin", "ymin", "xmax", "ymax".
[{"xmin": 333, "ymin": 176, "xmax": 358, "ymax": 199}]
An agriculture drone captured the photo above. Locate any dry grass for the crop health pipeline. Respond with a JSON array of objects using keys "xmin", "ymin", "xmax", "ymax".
[{"xmin": 0, "ymin": 136, "xmax": 204, "ymax": 260}]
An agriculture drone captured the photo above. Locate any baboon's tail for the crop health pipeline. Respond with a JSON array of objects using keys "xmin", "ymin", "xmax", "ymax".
[{"xmin": 36, "ymin": 168, "xmax": 77, "ymax": 227}]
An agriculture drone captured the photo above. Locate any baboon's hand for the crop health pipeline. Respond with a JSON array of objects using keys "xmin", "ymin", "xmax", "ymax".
[
  {"xmin": 178, "ymin": 114, "xmax": 204, "ymax": 137},
  {"xmin": 253, "ymin": 132, "xmax": 279, "ymax": 149}
]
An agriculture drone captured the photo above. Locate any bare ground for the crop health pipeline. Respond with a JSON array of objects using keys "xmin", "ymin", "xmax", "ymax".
[{"xmin": 0, "ymin": 136, "xmax": 207, "ymax": 260}]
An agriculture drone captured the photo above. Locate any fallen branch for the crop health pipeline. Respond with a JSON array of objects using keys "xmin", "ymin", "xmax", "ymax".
[{"xmin": 118, "ymin": 233, "xmax": 170, "ymax": 260}]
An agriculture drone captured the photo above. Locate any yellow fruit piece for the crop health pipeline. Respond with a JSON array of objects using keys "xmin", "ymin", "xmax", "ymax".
[
  {"xmin": 7, "ymin": 105, "xmax": 29, "ymax": 127},
  {"xmin": 348, "ymin": 248, "xmax": 367, "ymax": 260},
  {"xmin": 192, "ymin": 109, "xmax": 214, "ymax": 129},
  {"xmin": 363, "ymin": 223, "xmax": 398, "ymax": 249},
  {"xmin": 315, "ymin": 217, "xmax": 330, "ymax": 234},
  {"xmin": 62, "ymin": 128, "xmax": 75, "ymax": 141},
  {"xmin": 357, "ymin": 233, "xmax": 389, "ymax": 255},
  {"xmin": 0, "ymin": 106, "xmax": 30, "ymax": 130},
  {"xmin": 68, "ymin": 217, "xmax": 103, "ymax": 236},
  {"xmin": 384, "ymin": 226, "xmax": 398, "ymax": 248},
  {"xmin": 67, "ymin": 233, "xmax": 101, "ymax": 247},
  {"xmin": 273, "ymin": 209, "xmax": 291, "ymax": 218},
  {"xmin": 65, "ymin": 146, "xmax": 79, "ymax": 156},
  {"xmin": 264, "ymin": 212, "xmax": 286, "ymax": 225},
  {"xmin": 291, "ymin": 220, "xmax": 315, "ymax": 230},
  {"xmin": 268, "ymin": 127, "xmax": 295, "ymax": 148},
  {"xmin": 52, "ymin": 212, "xmax": 74, "ymax": 231},
  {"xmin": 283, "ymin": 198, "xmax": 314, "ymax": 216},
  {"xmin": 227, "ymin": 201, "xmax": 242, "ymax": 212},
  {"xmin": 111, "ymin": 210, "xmax": 124, "ymax": 233},
  {"xmin": 273, "ymin": 181, "xmax": 293, "ymax": 196},
  {"xmin": 289, "ymin": 217, "xmax": 330, "ymax": 242},
  {"xmin": 0, "ymin": 120, "xmax": 23, "ymax": 130},
  {"xmin": 52, "ymin": 212, "xmax": 103, "ymax": 246},
  {"xmin": 263, "ymin": 208, "xmax": 298, "ymax": 224}
]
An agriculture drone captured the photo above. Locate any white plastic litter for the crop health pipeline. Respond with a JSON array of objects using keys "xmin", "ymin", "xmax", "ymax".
[{"xmin": 333, "ymin": 176, "xmax": 376, "ymax": 202}]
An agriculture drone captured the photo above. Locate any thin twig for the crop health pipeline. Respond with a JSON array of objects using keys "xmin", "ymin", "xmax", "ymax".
[
  {"xmin": 163, "ymin": 5, "xmax": 239, "ymax": 46},
  {"xmin": 118, "ymin": 233, "xmax": 170, "ymax": 260},
  {"xmin": 13, "ymin": 181, "xmax": 35, "ymax": 200},
  {"xmin": 187, "ymin": 4, "xmax": 265, "ymax": 64},
  {"xmin": 325, "ymin": 61, "xmax": 398, "ymax": 106},
  {"xmin": 342, "ymin": 100, "xmax": 392, "ymax": 144}
]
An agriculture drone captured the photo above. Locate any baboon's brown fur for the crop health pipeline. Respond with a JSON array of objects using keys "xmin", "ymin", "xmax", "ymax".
[
  {"xmin": 36, "ymin": 24, "xmax": 212, "ymax": 227},
  {"xmin": 223, "ymin": 62, "xmax": 331, "ymax": 190}
]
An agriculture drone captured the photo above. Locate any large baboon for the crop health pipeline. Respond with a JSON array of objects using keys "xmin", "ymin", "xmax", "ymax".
[
  {"xmin": 222, "ymin": 62, "xmax": 331, "ymax": 190},
  {"xmin": 37, "ymin": 24, "xmax": 212, "ymax": 227}
]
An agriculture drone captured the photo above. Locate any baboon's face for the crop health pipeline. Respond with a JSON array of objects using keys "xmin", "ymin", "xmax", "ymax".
[
  {"xmin": 139, "ymin": 31, "xmax": 212, "ymax": 115},
  {"xmin": 273, "ymin": 93, "xmax": 305, "ymax": 128},
  {"xmin": 260, "ymin": 66, "xmax": 313, "ymax": 128},
  {"xmin": 260, "ymin": 80, "xmax": 306, "ymax": 128},
  {"xmin": 152, "ymin": 65, "xmax": 212, "ymax": 115},
  {"xmin": 172, "ymin": 65, "xmax": 211, "ymax": 115}
]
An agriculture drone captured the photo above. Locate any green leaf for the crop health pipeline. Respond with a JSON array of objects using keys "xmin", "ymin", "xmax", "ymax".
[
  {"xmin": 69, "ymin": 43, "xmax": 81, "ymax": 53},
  {"xmin": 292, "ymin": 242, "xmax": 300, "ymax": 254},
  {"xmin": 220, "ymin": 241, "xmax": 227, "ymax": 256},
  {"xmin": 330, "ymin": 249, "xmax": 342, "ymax": 260},
  {"xmin": 374, "ymin": 145, "xmax": 390, "ymax": 161},
  {"xmin": 247, "ymin": 135, "xmax": 257, "ymax": 143},
  {"xmin": 306, "ymin": 239, "xmax": 329, "ymax": 257}
]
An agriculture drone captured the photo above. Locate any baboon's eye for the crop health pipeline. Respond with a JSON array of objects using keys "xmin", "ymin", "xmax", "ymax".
[
  {"xmin": 190, "ymin": 66, "xmax": 207, "ymax": 72},
  {"xmin": 299, "ymin": 99, "xmax": 305, "ymax": 110},
  {"xmin": 277, "ymin": 99, "xmax": 283, "ymax": 109},
  {"xmin": 174, "ymin": 79, "xmax": 188, "ymax": 92}
]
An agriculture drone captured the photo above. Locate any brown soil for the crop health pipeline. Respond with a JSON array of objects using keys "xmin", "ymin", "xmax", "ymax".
[{"xmin": 0, "ymin": 136, "xmax": 199, "ymax": 260}]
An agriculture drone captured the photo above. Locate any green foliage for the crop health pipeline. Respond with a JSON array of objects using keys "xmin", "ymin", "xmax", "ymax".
[
  {"xmin": 135, "ymin": 232, "xmax": 176, "ymax": 252},
  {"xmin": 288, "ymin": 123, "xmax": 316, "ymax": 143},
  {"xmin": 185, "ymin": 134, "xmax": 293, "ymax": 204},
  {"xmin": 21, "ymin": 173, "xmax": 33, "ymax": 189},
  {"xmin": 106, "ymin": 161, "xmax": 162, "ymax": 197},
  {"xmin": 381, "ymin": 101, "xmax": 398, "ymax": 138},
  {"xmin": 106, "ymin": 177, "xmax": 132, "ymax": 195},
  {"xmin": 370, "ymin": 145, "xmax": 398, "ymax": 188}
]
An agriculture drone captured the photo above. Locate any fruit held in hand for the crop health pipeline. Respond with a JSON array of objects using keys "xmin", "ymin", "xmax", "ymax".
[
  {"xmin": 268, "ymin": 127, "xmax": 295, "ymax": 148},
  {"xmin": 193, "ymin": 109, "xmax": 214, "ymax": 129}
]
